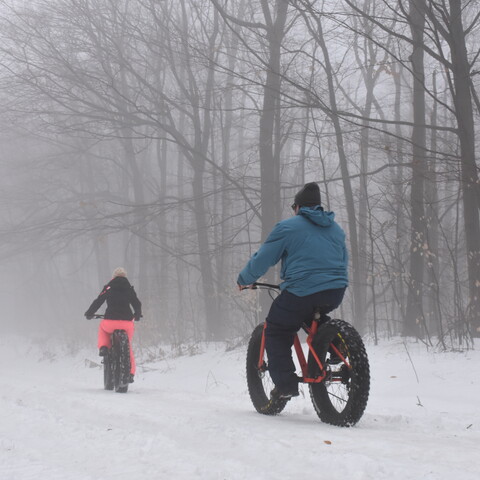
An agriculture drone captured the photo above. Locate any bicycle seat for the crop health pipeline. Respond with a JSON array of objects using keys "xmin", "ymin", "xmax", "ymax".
[{"xmin": 312, "ymin": 306, "xmax": 331, "ymax": 323}]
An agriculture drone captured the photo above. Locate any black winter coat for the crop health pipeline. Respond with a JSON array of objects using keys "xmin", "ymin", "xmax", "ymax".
[{"xmin": 85, "ymin": 276, "xmax": 142, "ymax": 320}]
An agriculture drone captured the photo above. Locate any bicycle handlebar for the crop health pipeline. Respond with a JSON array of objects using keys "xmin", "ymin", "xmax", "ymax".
[
  {"xmin": 89, "ymin": 314, "xmax": 142, "ymax": 320},
  {"xmin": 239, "ymin": 282, "xmax": 280, "ymax": 290},
  {"xmin": 252, "ymin": 282, "xmax": 280, "ymax": 290}
]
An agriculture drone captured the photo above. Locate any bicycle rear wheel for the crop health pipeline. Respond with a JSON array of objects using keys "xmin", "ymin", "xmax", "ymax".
[
  {"xmin": 103, "ymin": 350, "xmax": 114, "ymax": 391},
  {"xmin": 246, "ymin": 323, "xmax": 288, "ymax": 415},
  {"xmin": 113, "ymin": 330, "xmax": 131, "ymax": 393},
  {"xmin": 308, "ymin": 319, "xmax": 369, "ymax": 426}
]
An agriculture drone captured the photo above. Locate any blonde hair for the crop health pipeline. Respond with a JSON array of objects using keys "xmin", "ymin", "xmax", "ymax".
[{"xmin": 112, "ymin": 267, "xmax": 127, "ymax": 278}]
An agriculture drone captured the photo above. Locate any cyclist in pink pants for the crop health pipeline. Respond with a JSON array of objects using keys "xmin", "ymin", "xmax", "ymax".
[{"xmin": 85, "ymin": 267, "xmax": 142, "ymax": 382}]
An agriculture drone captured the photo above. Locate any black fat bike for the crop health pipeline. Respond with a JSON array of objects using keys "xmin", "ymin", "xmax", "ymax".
[{"xmin": 93, "ymin": 315, "xmax": 131, "ymax": 393}]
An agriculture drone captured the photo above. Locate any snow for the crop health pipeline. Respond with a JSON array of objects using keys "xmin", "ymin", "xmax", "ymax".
[{"xmin": 0, "ymin": 337, "xmax": 478, "ymax": 480}]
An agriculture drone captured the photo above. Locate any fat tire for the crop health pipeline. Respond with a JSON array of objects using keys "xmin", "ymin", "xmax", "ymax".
[
  {"xmin": 246, "ymin": 323, "xmax": 288, "ymax": 415},
  {"xmin": 308, "ymin": 319, "xmax": 369, "ymax": 427},
  {"xmin": 113, "ymin": 330, "xmax": 130, "ymax": 393},
  {"xmin": 103, "ymin": 351, "xmax": 114, "ymax": 390}
]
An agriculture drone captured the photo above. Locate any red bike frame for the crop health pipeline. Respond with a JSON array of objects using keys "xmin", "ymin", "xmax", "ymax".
[{"xmin": 257, "ymin": 316, "xmax": 351, "ymax": 384}]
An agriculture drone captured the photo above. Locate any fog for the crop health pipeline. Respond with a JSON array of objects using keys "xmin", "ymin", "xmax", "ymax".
[{"xmin": 0, "ymin": 0, "xmax": 479, "ymax": 348}]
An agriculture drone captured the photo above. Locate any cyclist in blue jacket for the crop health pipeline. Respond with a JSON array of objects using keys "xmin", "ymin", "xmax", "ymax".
[{"xmin": 237, "ymin": 182, "xmax": 348, "ymax": 399}]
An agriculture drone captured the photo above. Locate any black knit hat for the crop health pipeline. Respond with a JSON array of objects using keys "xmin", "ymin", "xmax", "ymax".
[{"xmin": 294, "ymin": 182, "xmax": 321, "ymax": 207}]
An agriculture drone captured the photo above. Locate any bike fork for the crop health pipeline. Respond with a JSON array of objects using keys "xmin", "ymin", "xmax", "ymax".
[{"xmin": 257, "ymin": 323, "xmax": 267, "ymax": 370}]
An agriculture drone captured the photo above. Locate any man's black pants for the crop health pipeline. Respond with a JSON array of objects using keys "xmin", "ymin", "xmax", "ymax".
[{"xmin": 265, "ymin": 288, "xmax": 346, "ymax": 393}]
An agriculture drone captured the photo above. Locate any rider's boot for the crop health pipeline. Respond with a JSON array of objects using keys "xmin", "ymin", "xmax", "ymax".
[{"xmin": 270, "ymin": 384, "xmax": 299, "ymax": 400}]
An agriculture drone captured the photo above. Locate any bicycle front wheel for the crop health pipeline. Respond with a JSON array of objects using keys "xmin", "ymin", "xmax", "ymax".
[
  {"xmin": 308, "ymin": 319, "xmax": 370, "ymax": 426},
  {"xmin": 246, "ymin": 323, "xmax": 288, "ymax": 415}
]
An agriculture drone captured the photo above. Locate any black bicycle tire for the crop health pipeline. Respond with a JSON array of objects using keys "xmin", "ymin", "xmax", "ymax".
[
  {"xmin": 103, "ymin": 350, "xmax": 114, "ymax": 390},
  {"xmin": 308, "ymin": 319, "xmax": 370, "ymax": 427},
  {"xmin": 113, "ymin": 330, "xmax": 130, "ymax": 393},
  {"xmin": 246, "ymin": 323, "xmax": 288, "ymax": 415}
]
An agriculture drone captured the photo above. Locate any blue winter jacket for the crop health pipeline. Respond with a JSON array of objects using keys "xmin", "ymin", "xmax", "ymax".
[{"xmin": 237, "ymin": 207, "xmax": 348, "ymax": 296}]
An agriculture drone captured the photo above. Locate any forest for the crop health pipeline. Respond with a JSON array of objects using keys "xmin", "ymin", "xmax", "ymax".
[{"xmin": 0, "ymin": 0, "xmax": 478, "ymax": 349}]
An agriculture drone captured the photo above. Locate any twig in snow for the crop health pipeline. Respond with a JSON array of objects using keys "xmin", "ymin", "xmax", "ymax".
[
  {"xmin": 205, "ymin": 370, "xmax": 219, "ymax": 392},
  {"xmin": 403, "ymin": 342, "xmax": 420, "ymax": 383}
]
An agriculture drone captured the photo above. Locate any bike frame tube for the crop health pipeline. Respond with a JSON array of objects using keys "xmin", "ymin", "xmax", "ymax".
[
  {"xmin": 303, "ymin": 320, "xmax": 327, "ymax": 383},
  {"xmin": 257, "ymin": 319, "xmax": 350, "ymax": 384},
  {"xmin": 328, "ymin": 341, "xmax": 351, "ymax": 369},
  {"xmin": 258, "ymin": 320, "xmax": 327, "ymax": 384},
  {"xmin": 293, "ymin": 335, "xmax": 309, "ymax": 377},
  {"xmin": 257, "ymin": 323, "xmax": 267, "ymax": 370}
]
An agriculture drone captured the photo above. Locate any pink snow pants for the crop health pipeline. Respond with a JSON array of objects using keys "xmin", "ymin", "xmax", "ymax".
[{"xmin": 98, "ymin": 319, "xmax": 136, "ymax": 375}]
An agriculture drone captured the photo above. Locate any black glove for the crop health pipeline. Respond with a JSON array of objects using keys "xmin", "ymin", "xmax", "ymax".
[
  {"xmin": 134, "ymin": 315, "xmax": 142, "ymax": 322},
  {"xmin": 85, "ymin": 313, "xmax": 93, "ymax": 320}
]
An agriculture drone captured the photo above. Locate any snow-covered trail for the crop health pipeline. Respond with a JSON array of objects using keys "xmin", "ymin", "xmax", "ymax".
[{"xmin": 1, "ymin": 338, "xmax": 478, "ymax": 480}]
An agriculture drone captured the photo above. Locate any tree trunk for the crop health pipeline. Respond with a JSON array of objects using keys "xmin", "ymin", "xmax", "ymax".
[
  {"xmin": 404, "ymin": 0, "xmax": 427, "ymax": 337},
  {"xmin": 448, "ymin": 0, "xmax": 480, "ymax": 336},
  {"xmin": 259, "ymin": 0, "xmax": 289, "ymax": 240},
  {"xmin": 313, "ymin": 14, "xmax": 362, "ymax": 332},
  {"xmin": 425, "ymin": 70, "xmax": 442, "ymax": 337}
]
